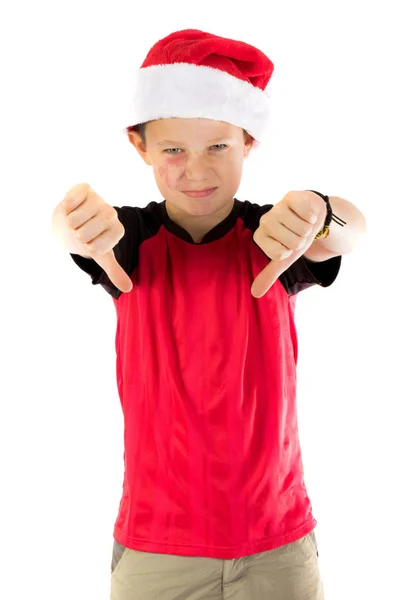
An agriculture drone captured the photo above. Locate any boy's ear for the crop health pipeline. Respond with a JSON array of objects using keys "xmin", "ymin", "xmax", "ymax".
[
  {"xmin": 128, "ymin": 130, "xmax": 152, "ymax": 165},
  {"xmin": 244, "ymin": 133, "xmax": 254, "ymax": 157}
]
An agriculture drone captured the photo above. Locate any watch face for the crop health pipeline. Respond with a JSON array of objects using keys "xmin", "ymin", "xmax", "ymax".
[{"xmin": 314, "ymin": 226, "xmax": 330, "ymax": 240}]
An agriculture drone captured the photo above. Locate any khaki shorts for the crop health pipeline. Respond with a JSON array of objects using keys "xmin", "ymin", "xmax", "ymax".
[{"xmin": 110, "ymin": 530, "xmax": 324, "ymax": 599}]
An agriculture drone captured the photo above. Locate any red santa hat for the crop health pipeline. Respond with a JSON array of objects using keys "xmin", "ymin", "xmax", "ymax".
[{"xmin": 123, "ymin": 29, "xmax": 275, "ymax": 143}]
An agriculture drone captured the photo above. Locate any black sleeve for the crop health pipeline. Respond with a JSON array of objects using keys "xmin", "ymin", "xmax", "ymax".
[
  {"xmin": 69, "ymin": 206, "xmax": 141, "ymax": 299},
  {"xmin": 284, "ymin": 253, "xmax": 342, "ymax": 296}
]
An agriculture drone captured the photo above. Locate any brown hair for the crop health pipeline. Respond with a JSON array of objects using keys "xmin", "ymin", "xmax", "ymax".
[
  {"xmin": 127, "ymin": 121, "xmax": 253, "ymax": 148},
  {"xmin": 127, "ymin": 123, "xmax": 147, "ymax": 146}
]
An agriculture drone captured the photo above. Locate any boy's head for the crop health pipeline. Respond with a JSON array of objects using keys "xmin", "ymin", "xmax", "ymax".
[
  {"xmin": 123, "ymin": 29, "xmax": 274, "ymax": 214},
  {"xmin": 128, "ymin": 117, "xmax": 253, "ymax": 216}
]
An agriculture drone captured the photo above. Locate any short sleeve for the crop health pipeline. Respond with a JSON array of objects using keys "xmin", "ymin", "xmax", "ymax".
[
  {"xmin": 70, "ymin": 205, "xmax": 141, "ymax": 298},
  {"xmin": 283, "ymin": 254, "xmax": 342, "ymax": 296}
]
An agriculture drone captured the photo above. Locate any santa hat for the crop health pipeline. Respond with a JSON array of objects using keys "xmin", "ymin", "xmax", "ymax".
[{"xmin": 122, "ymin": 29, "xmax": 275, "ymax": 143}]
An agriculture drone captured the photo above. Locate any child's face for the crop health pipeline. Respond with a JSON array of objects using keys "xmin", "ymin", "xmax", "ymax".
[{"xmin": 128, "ymin": 118, "xmax": 253, "ymax": 216}]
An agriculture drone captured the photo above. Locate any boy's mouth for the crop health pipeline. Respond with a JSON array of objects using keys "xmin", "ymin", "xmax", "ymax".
[{"xmin": 182, "ymin": 187, "xmax": 217, "ymax": 198}]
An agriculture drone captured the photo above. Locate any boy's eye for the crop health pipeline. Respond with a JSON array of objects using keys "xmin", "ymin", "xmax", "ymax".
[
  {"xmin": 163, "ymin": 144, "xmax": 227, "ymax": 154},
  {"xmin": 164, "ymin": 148, "xmax": 182, "ymax": 154}
]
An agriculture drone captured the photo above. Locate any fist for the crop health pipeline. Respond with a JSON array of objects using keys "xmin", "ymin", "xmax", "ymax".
[
  {"xmin": 251, "ymin": 191, "xmax": 327, "ymax": 297},
  {"xmin": 62, "ymin": 183, "xmax": 133, "ymax": 293}
]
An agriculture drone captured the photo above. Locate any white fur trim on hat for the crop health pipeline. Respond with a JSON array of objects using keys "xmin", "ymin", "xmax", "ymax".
[{"xmin": 123, "ymin": 62, "xmax": 274, "ymax": 142}]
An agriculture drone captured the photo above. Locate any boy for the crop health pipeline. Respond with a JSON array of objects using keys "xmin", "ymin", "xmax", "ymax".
[{"xmin": 53, "ymin": 29, "xmax": 366, "ymax": 600}]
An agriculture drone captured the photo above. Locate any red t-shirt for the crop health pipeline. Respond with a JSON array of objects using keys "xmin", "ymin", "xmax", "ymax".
[{"xmin": 71, "ymin": 198, "xmax": 341, "ymax": 559}]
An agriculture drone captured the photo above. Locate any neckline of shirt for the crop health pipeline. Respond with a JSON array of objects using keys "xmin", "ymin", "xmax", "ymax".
[{"xmin": 159, "ymin": 198, "xmax": 242, "ymax": 245}]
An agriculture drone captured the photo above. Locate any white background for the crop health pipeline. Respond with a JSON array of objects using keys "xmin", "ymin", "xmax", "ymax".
[{"xmin": 1, "ymin": 1, "xmax": 399, "ymax": 598}]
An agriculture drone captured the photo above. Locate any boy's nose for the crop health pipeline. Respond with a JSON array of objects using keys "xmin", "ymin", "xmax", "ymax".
[{"xmin": 185, "ymin": 156, "xmax": 210, "ymax": 181}]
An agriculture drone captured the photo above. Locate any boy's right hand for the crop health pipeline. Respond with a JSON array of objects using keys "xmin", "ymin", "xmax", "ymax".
[{"xmin": 61, "ymin": 183, "xmax": 133, "ymax": 293}]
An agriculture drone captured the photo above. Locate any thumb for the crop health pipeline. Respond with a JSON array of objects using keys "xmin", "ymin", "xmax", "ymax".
[
  {"xmin": 93, "ymin": 250, "xmax": 133, "ymax": 294},
  {"xmin": 251, "ymin": 247, "xmax": 305, "ymax": 298}
]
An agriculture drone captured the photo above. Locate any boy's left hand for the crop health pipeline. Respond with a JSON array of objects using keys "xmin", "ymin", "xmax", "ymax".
[{"xmin": 251, "ymin": 191, "xmax": 327, "ymax": 298}]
